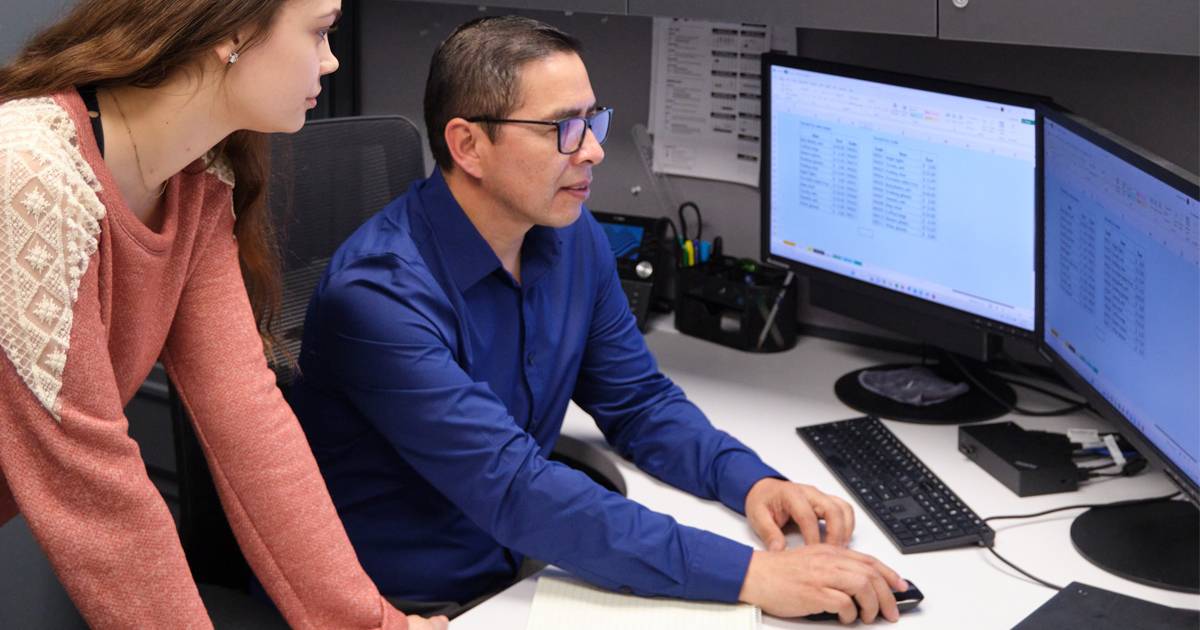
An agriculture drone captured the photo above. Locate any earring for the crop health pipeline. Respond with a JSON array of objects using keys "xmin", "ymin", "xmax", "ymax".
[{"xmin": 228, "ymin": 51, "xmax": 240, "ymax": 65}]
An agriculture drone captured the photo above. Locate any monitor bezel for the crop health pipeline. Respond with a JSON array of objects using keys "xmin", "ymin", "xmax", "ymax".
[
  {"xmin": 1037, "ymin": 105, "xmax": 1200, "ymax": 507},
  {"xmin": 759, "ymin": 54, "xmax": 1049, "ymax": 354}
]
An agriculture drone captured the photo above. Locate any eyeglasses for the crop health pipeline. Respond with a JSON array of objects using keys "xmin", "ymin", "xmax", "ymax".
[{"xmin": 467, "ymin": 107, "xmax": 612, "ymax": 155}]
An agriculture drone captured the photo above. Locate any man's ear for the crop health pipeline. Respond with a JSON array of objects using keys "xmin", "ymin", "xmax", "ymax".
[{"xmin": 445, "ymin": 118, "xmax": 487, "ymax": 179}]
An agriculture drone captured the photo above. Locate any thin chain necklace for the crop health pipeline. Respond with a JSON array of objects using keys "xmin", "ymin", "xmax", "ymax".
[{"xmin": 107, "ymin": 89, "xmax": 168, "ymax": 199}]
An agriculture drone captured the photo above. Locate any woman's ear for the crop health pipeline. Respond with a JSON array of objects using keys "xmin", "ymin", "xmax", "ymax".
[
  {"xmin": 213, "ymin": 34, "xmax": 243, "ymax": 65},
  {"xmin": 444, "ymin": 118, "xmax": 487, "ymax": 179}
]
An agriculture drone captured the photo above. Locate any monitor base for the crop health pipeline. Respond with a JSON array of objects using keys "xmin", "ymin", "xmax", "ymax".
[
  {"xmin": 834, "ymin": 361, "xmax": 1015, "ymax": 424},
  {"xmin": 1072, "ymin": 500, "xmax": 1199, "ymax": 594}
]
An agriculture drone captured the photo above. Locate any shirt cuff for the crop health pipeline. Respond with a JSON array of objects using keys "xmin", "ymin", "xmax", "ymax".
[
  {"xmin": 680, "ymin": 526, "xmax": 754, "ymax": 603},
  {"xmin": 716, "ymin": 451, "xmax": 786, "ymax": 515}
]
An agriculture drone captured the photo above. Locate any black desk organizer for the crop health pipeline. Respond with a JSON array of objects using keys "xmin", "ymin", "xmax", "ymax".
[{"xmin": 674, "ymin": 256, "xmax": 798, "ymax": 353}]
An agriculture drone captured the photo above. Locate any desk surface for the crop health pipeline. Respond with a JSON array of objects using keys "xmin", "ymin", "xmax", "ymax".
[{"xmin": 453, "ymin": 323, "xmax": 1199, "ymax": 629}]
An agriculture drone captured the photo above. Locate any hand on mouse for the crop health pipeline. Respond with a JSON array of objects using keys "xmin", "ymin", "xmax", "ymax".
[{"xmin": 737, "ymin": 544, "xmax": 908, "ymax": 623}]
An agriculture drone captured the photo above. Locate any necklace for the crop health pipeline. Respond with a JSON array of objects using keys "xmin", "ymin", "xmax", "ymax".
[{"xmin": 107, "ymin": 89, "xmax": 168, "ymax": 199}]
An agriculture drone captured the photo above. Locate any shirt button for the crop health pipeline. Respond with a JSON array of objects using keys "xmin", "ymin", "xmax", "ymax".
[{"xmin": 526, "ymin": 352, "xmax": 535, "ymax": 366}]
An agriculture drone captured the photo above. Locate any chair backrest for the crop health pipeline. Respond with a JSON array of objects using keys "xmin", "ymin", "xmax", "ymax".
[
  {"xmin": 267, "ymin": 116, "xmax": 427, "ymax": 383},
  {"xmin": 172, "ymin": 116, "xmax": 426, "ymax": 589}
]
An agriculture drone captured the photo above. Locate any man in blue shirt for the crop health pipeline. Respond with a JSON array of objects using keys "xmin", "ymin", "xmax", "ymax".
[{"xmin": 292, "ymin": 16, "xmax": 906, "ymax": 624}]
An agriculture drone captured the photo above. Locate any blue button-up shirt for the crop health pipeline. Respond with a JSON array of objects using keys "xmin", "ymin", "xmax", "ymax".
[{"xmin": 290, "ymin": 169, "xmax": 782, "ymax": 605}]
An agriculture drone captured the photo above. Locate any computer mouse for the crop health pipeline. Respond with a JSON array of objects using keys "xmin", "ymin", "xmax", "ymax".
[{"xmin": 802, "ymin": 581, "xmax": 924, "ymax": 622}]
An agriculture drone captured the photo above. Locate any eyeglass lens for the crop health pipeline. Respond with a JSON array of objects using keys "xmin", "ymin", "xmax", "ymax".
[{"xmin": 559, "ymin": 109, "xmax": 611, "ymax": 154}]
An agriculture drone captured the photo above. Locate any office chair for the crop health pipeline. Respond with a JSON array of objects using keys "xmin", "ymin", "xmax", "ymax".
[{"xmin": 171, "ymin": 115, "xmax": 427, "ymax": 594}]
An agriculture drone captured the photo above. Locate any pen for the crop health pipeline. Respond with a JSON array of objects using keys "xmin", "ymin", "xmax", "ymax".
[{"xmin": 756, "ymin": 270, "xmax": 794, "ymax": 350}]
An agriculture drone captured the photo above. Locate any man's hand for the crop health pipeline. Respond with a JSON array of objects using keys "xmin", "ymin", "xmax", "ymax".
[
  {"xmin": 745, "ymin": 478, "xmax": 855, "ymax": 549},
  {"xmin": 738, "ymin": 545, "xmax": 907, "ymax": 623},
  {"xmin": 407, "ymin": 615, "xmax": 449, "ymax": 630}
]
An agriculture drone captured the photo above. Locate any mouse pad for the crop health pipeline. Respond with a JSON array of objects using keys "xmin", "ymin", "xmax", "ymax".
[{"xmin": 1014, "ymin": 582, "xmax": 1199, "ymax": 630}]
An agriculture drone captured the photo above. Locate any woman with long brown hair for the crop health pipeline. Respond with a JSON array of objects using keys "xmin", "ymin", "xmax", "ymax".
[{"xmin": 0, "ymin": 1, "xmax": 445, "ymax": 628}]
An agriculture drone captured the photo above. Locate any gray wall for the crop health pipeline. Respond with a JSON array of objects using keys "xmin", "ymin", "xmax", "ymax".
[
  {"xmin": 362, "ymin": 1, "xmax": 1199, "ymax": 339},
  {"xmin": 0, "ymin": 0, "xmax": 74, "ymax": 62}
]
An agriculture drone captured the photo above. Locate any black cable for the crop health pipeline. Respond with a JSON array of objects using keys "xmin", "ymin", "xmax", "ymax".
[
  {"xmin": 977, "ymin": 491, "xmax": 1181, "ymax": 592},
  {"xmin": 677, "ymin": 202, "xmax": 702, "ymax": 241},
  {"xmin": 995, "ymin": 348, "xmax": 1074, "ymax": 386},
  {"xmin": 999, "ymin": 376, "xmax": 1091, "ymax": 409},
  {"xmin": 985, "ymin": 546, "xmax": 1064, "ymax": 591},
  {"xmin": 943, "ymin": 352, "xmax": 1086, "ymax": 417},
  {"xmin": 982, "ymin": 491, "xmax": 1179, "ymax": 523},
  {"xmin": 661, "ymin": 217, "xmax": 682, "ymax": 268},
  {"xmin": 995, "ymin": 350, "xmax": 1094, "ymax": 412}
]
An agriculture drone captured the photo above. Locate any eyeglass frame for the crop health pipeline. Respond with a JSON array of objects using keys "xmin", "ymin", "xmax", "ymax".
[{"xmin": 465, "ymin": 106, "xmax": 613, "ymax": 155}]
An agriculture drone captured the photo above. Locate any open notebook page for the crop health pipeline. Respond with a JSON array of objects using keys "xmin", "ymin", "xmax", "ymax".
[{"xmin": 526, "ymin": 574, "xmax": 761, "ymax": 630}]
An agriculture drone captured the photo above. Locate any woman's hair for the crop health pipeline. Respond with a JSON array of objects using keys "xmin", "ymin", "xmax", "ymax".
[{"xmin": 0, "ymin": 0, "xmax": 290, "ymax": 351}]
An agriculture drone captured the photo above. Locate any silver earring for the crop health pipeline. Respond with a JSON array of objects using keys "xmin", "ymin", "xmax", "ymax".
[{"xmin": 228, "ymin": 51, "xmax": 240, "ymax": 64}]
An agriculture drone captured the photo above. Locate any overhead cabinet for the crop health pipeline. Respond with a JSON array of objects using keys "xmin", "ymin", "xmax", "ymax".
[
  {"xmin": 626, "ymin": 0, "xmax": 937, "ymax": 37},
  {"xmin": 938, "ymin": 0, "xmax": 1199, "ymax": 55}
]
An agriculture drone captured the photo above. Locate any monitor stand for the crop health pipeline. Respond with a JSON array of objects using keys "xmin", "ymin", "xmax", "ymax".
[
  {"xmin": 833, "ymin": 360, "xmax": 1016, "ymax": 424},
  {"xmin": 1071, "ymin": 500, "xmax": 1200, "ymax": 594}
]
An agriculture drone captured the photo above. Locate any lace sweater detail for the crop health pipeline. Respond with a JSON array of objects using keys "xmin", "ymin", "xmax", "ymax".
[{"xmin": 0, "ymin": 97, "xmax": 105, "ymax": 421}]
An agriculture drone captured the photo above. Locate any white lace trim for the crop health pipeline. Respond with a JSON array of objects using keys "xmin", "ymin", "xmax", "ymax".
[
  {"xmin": 0, "ymin": 97, "xmax": 106, "ymax": 421},
  {"xmin": 204, "ymin": 150, "xmax": 236, "ymax": 188}
]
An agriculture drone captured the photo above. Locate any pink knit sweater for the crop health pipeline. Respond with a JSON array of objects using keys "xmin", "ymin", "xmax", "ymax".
[{"xmin": 0, "ymin": 91, "xmax": 407, "ymax": 629}]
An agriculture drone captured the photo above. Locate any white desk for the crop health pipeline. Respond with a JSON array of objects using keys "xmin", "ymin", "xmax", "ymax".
[{"xmin": 454, "ymin": 324, "xmax": 1199, "ymax": 628}]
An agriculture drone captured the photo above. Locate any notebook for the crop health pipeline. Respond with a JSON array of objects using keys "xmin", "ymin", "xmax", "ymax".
[{"xmin": 525, "ymin": 575, "xmax": 761, "ymax": 630}]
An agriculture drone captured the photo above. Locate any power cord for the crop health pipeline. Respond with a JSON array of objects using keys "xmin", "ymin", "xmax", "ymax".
[
  {"xmin": 943, "ymin": 351, "xmax": 1089, "ymax": 417},
  {"xmin": 999, "ymin": 377, "xmax": 1091, "ymax": 409},
  {"xmin": 978, "ymin": 491, "xmax": 1181, "ymax": 591},
  {"xmin": 995, "ymin": 349, "xmax": 1094, "ymax": 412}
]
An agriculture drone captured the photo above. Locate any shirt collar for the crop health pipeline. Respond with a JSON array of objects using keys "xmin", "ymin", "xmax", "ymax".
[
  {"xmin": 417, "ymin": 168, "xmax": 503, "ymax": 291},
  {"xmin": 417, "ymin": 168, "xmax": 562, "ymax": 292}
]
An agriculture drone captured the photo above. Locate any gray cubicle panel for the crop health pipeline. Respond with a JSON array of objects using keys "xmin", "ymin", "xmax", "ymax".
[
  {"xmin": 0, "ymin": 0, "xmax": 74, "ymax": 62},
  {"xmin": 939, "ymin": 0, "xmax": 1200, "ymax": 56},
  {"xmin": 413, "ymin": 0, "xmax": 627, "ymax": 13},
  {"xmin": 626, "ymin": 0, "xmax": 937, "ymax": 37}
]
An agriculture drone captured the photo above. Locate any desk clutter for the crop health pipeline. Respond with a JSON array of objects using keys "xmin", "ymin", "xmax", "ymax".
[{"xmin": 675, "ymin": 256, "xmax": 798, "ymax": 353}]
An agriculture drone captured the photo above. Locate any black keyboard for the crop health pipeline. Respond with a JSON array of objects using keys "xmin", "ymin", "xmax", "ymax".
[{"xmin": 797, "ymin": 416, "xmax": 994, "ymax": 553}]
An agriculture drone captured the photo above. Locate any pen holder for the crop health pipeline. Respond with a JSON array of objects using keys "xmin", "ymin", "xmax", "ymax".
[{"xmin": 674, "ymin": 256, "xmax": 798, "ymax": 353}]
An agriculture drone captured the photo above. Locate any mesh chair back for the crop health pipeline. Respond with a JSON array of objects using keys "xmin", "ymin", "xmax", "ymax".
[
  {"xmin": 267, "ymin": 116, "xmax": 426, "ymax": 383},
  {"xmin": 173, "ymin": 116, "xmax": 426, "ymax": 590}
]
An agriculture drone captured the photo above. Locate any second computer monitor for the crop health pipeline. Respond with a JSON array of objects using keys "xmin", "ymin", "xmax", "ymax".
[{"xmin": 1040, "ymin": 107, "xmax": 1199, "ymax": 593}]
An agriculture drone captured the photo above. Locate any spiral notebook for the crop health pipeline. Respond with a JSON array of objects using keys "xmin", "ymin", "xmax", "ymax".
[{"xmin": 525, "ymin": 575, "xmax": 760, "ymax": 630}]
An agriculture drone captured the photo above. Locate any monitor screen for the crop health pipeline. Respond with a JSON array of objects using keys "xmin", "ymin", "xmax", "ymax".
[
  {"xmin": 1042, "ymin": 111, "xmax": 1200, "ymax": 496},
  {"xmin": 763, "ymin": 58, "xmax": 1039, "ymax": 334},
  {"xmin": 599, "ymin": 222, "xmax": 646, "ymax": 261}
]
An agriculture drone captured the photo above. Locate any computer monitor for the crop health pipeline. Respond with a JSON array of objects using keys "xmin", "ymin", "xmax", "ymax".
[
  {"xmin": 761, "ymin": 54, "xmax": 1044, "ymax": 422},
  {"xmin": 1040, "ymin": 107, "xmax": 1199, "ymax": 593}
]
